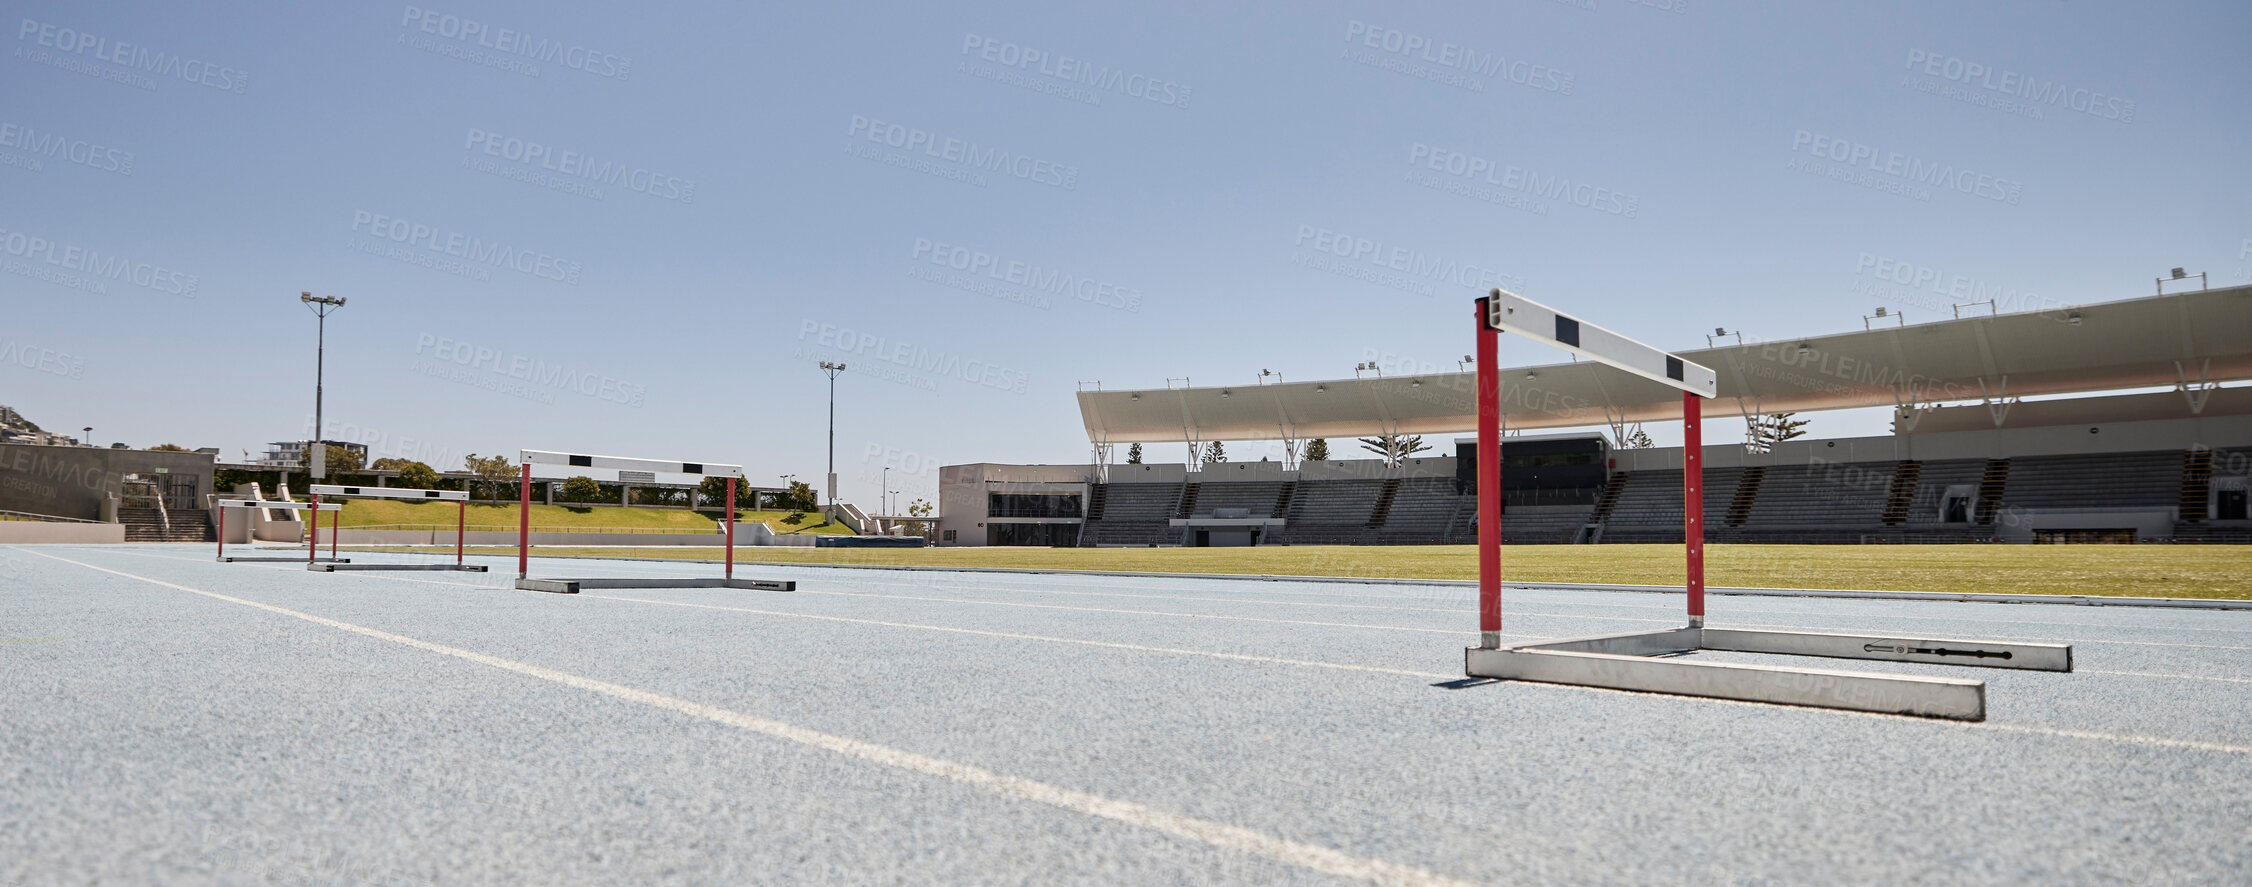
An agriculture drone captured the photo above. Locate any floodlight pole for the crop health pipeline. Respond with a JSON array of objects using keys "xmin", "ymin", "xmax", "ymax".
[
  {"xmin": 820, "ymin": 361, "xmax": 846, "ymax": 522},
  {"xmin": 301, "ymin": 292, "xmax": 347, "ymax": 478},
  {"xmin": 1475, "ymin": 297, "xmax": 1502, "ymax": 649}
]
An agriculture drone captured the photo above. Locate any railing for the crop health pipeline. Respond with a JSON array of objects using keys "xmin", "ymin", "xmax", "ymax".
[{"xmin": 0, "ymin": 508, "xmax": 102, "ymax": 523}]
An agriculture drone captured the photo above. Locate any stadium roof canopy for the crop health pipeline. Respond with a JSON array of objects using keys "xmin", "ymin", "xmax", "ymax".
[{"xmin": 1076, "ymin": 285, "xmax": 2252, "ymax": 444}]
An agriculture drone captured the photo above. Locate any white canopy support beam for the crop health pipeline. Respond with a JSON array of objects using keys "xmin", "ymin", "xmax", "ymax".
[{"xmin": 521, "ymin": 450, "xmax": 745, "ymax": 479}]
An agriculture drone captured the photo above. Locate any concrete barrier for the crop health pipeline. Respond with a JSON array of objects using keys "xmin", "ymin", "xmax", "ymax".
[{"xmin": 0, "ymin": 522, "xmax": 127, "ymax": 544}]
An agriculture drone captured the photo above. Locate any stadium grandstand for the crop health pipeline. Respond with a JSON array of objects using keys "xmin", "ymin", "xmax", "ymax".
[{"xmin": 938, "ymin": 283, "xmax": 2252, "ymax": 547}]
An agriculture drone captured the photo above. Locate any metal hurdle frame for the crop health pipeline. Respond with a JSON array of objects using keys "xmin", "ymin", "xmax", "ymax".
[
  {"xmin": 1464, "ymin": 290, "xmax": 2070, "ymax": 721},
  {"xmin": 214, "ymin": 499, "xmax": 347, "ymax": 563},
  {"xmin": 303, "ymin": 485, "xmax": 489, "ymax": 572},
  {"xmin": 512, "ymin": 450, "xmax": 796, "ymax": 594}
]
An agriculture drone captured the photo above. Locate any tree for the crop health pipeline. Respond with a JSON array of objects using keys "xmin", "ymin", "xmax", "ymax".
[
  {"xmin": 560, "ymin": 476, "xmax": 602, "ymax": 503},
  {"xmin": 1125, "ymin": 443, "xmax": 1142, "ymax": 464},
  {"xmin": 900, "ymin": 497, "xmax": 935, "ymax": 536},
  {"xmin": 149, "ymin": 443, "xmax": 191, "ymax": 453},
  {"xmin": 1747, "ymin": 412, "xmax": 1811, "ymax": 454},
  {"xmin": 1303, "ymin": 438, "xmax": 1330, "ymax": 462},
  {"xmin": 1202, "ymin": 441, "xmax": 1227, "ymax": 464},
  {"xmin": 394, "ymin": 461, "xmax": 441, "ymax": 490},
  {"xmin": 301, "ymin": 442, "xmax": 364, "ymax": 473},
  {"xmin": 462, "ymin": 453, "xmax": 517, "ymax": 500},
  {"xmin": 699, "ymin": 476, "xmax": 757, "ymax": 509},
  {"xmin": 1619, "ymin": 426, "xmax": 1654, "ymax": 449},
  {"xmin": 782, "ymin": 480, "xmax": 819, "ymax": 512},
  {"xmin": 1358, "ymin": 433, "xmax": 1431, "ymax": 467}
]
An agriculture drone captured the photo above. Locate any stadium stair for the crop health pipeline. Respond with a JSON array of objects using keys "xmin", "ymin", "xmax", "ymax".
[
  {"xmin": 1974, "ymin": 459, "xmax": 2011, "ymax": 525},
  {"xmin": 2180, "ymin": 449, "xmax": 2213, "ymax": 522},
  {"xmin": 1725, "ymin": 466, "xmax": 1766, "ymax": 527},
  {"xmin": 1365, "ymin": 478, "xmax": 1402, "ymax": 528},
  {"xmin": 1175, "ymin": 483, "xmax": 1200, "ymax": 519},
  {"xmin": 1881, "ymin": 461, "xmax": 1922, "ymax": 525},
  {"xmin": 119, "ymin": 507, "xmax": 214, "ymax": 543},
  {"xmin": 1588, "ymin": 471, "xmax": 1628, "ymax": 525}
]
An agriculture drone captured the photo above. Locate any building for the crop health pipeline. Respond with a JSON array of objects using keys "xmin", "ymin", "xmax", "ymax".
[{"xmin": 939, "ymin": 283, "xmax": 2252, "ymax": 546}]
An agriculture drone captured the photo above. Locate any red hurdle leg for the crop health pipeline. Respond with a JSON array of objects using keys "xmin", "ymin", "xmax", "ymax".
[
  {"xmin": 216, "ymin": 502, "xmax": 226, "ymax": 562},
  {"xmin": 724, "ymin": 476, "xmax": 737, "ymax": 580},
  {"xmin": 1476, "ymin": 298, "xmax": 1503, "ymax": 648},
  {"xmin": 308, "ymin": 493, "xmax": 320, "ymax": 565},
  {"xmin": 457, "ymin": 500, "xmax": 466, "ymax": 567},
  {"xmin": 330, "ymin": 502, "xmax": 339, "ymax": 560},
  {"xmin": 517, "ymin": 463, "xmax": 532, "ymax": 579},
  {"xmin": 1685, "ymin": 390, "xmax": 1705, "ymax": 628}
]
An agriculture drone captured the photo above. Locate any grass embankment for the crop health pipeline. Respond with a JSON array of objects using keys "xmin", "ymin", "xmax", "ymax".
[
  {"xmin": 395, "ymin": 543, "xmax": 2252, "ymax": 600},
  {"xmin": 331, "ymin": 500, "xmax": 856, "ymax": 535}
]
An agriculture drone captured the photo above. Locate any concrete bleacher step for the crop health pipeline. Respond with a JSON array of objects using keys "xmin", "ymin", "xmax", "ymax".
[
  {"xmin": 2179, "ymin": 449, "xmax": 2213, "ymax": 522},
  {"xmin": 1882, "ymin": 461, "xmax": 1921, "ymax": 525}
]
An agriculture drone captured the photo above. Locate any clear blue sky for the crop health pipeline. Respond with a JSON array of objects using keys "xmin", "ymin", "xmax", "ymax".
[{"xmin": 4, "ymin": 0, "xmax": 2247, "ymax": 507}]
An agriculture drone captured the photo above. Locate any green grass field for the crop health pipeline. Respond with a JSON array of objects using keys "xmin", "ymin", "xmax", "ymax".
[
  {"xmin": 398, "ymin": 543, "xmax": 2252, "ymax": 600},
  {"xmin": 330, "ymin": 500, "xmax": 856, "ymax": 535}
]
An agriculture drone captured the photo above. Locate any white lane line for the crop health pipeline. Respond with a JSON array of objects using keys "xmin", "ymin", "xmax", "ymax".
[
  {"xmin": 581, "ymin": 592, "xmax": 2252, "ymax": 757},
  {"xmin": 21, "ymin": 550, "xmax": 1478, "ymax": 887},
  {"xmin": 48, "ymin": 551, "xmax": 2252, "ymax": 688},
  {"xmin": 779, "ymin": 587, "xmax": 1466, "ymax": 635},
  {"xmin": 588, "ymin": 595, "xmax": 1473, "ymax": 678}
]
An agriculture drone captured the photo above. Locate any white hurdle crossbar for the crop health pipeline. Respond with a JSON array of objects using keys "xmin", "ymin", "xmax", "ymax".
[
  {"xmin": 513, "ymin": 449, "xmax": 793, "ymax": 594},
  {"xmin": 303, "ymin": 485, "xmax": 487, "ymax": 572},
  {"xmin": 1465, "ymin": 290, "xmax": 2069, "ymax": 720},
  {"xmin": 214, "ymin": 499, "xmax": 347, "ymax": 563}
]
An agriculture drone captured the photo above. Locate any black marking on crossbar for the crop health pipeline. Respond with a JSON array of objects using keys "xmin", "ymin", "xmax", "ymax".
[
  {"xmin": 1865, "ymin": 643, "xmax": 2013, "ymax": 660},
  {"xmin": 1554, "ymin": 316, "xmax": 1581, "ymax": 347},
  {"xmin": 425, "ymin": 490, "xmax": 441, "ymax": 498},
  {"xmin": 682, "ymin": 462, "xmax": 703, "ymax": 474},
  {"xmin": 1666, "ymin": 356, "xmax": 1684, "ymax": 381},
  {"xmin": 342, "ymin": 487, "xmax": 362, "ymax": 495},
  {"xmin": 569, "ymin": 454, "xmax": 592, "ymax": 467}
]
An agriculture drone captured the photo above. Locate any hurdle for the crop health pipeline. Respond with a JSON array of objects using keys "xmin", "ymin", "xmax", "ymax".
[
  {"xmin": 214, "ymin": 498, "xmax": 348, "ymax": 563},
  {"xmin": 302, "ymin": 485, "xmax": 489, "ymax": 572},
  {"xmin": 1463, "ymin": 290, "xmax": 2069, "ymax": 721},
  {"xmin": 511, "ymin": 449, "xmax": 796, "ymax": 594}
]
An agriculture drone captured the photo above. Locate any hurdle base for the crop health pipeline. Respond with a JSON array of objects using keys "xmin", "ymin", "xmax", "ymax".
[
  {"xmin": 310, "ymin": 563, "xmax": 489, "ymax": 572},
  {"xmin": 514, "ymin": 577, "xmax": 797, "ymax": 595},
  {"xmin": 1466, "ymin": 627, "xmax": 2072, "ymax": 721},
  {"xmin": 223, "ymin": 557, "xmax": 350, "ymax": 563}
]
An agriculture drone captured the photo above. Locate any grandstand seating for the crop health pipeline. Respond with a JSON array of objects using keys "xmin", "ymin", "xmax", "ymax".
[{"xmin": 1061, "ymin": 445, "xmax": 2227, "ymax": 546}]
